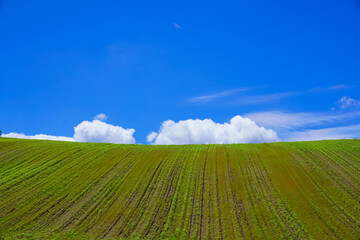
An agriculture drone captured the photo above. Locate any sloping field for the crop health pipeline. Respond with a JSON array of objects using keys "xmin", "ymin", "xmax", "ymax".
[{"xmin": 0, "ymin": 138, "xmax": 359, "ymax": 239}]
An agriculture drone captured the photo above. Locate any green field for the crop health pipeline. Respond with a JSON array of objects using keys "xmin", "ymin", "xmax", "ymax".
[{"xmin": 0, "ymin": 138, "xmax": 359, "ymax": 239}]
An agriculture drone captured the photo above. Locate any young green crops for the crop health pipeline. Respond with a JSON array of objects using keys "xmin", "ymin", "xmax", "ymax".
[{"xmin": 0, "ymin": 138, "xmax": 359, "ymax": 239}]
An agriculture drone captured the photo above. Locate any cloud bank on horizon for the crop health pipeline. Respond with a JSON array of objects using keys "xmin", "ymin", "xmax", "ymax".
[
  {"xmin": 2, "ymin": 95, "xmax": 360, "ymax": 145},
  {"xmin": 2, "ymin": 114, "xmax": 136, "ymax": 144},
  {"xmin": 1, "ymin": 133, "xmax": 75, "ymax": 142},
  {"xmin": 147, "ymin": 116, "xmax": 279, "ymax": 145}
]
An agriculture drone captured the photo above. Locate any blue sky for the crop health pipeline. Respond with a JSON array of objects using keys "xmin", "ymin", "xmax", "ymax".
[{"xmin": 1, "ymin": 0, "xmax": 360, "ymax": 144}]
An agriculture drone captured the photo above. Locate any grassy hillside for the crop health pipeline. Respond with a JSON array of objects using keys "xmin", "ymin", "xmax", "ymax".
[{"xmin": 0, "ymin": 138, "xmax": 359, "ymax": 239}]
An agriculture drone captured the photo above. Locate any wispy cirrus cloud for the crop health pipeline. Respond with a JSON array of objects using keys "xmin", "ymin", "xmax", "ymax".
[
  {"xmin": 246, "ymin": 109, "xmax": 360, "ymax": 141},
  {"xmin": 326, "ymin": 85, "xmax": 350, "ymax": 90},
  {"xmin": 246, "ymin": 110, "xmax": 360, "ymax": 130},
  {"xmin": 234, "ymin": 85, "xmax": 351, "ymax": 106},
  {"xmin": 236, "ymin": 91, "xmax": 296, "ymax": 105},
  {"xmin": 285, "ymin": 124, "xmax": 360, "ymax": 142},
  {"xmin": 186, "ymin": 85, "xmax": 352, "ymax": 106}
]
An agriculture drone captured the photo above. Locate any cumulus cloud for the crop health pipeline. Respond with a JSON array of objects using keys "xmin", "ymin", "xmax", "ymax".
[
  {"xmin": 1, "ymin": 132, "xmax": 74, "ymax": 142},
  {"xmin": 3, "ymin": 115, "xmax": 136, "ymax": 144},
  {"xmin": 337, "ymin": 96, "xmax": 360, "ymax": 109},
  {"xmin": 285, "ymin": 124, "xmax": 360, "ymax": 142},
  {"xmin": 148, "ymin": 116, "xmax": 279, "ymax": 145},
  {"xmin": 73, "ymin": 120, "xmax": 135, "ymax": 144},
  {"xmin": 94, "ymin": 113, "xmax": 107, "ymax": 121},
  {"xmin": 146, "ymin": 132, "xmax": 158, "ymax": 143}
]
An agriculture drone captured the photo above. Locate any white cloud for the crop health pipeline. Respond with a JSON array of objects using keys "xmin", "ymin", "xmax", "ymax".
[
  {"xmin": 337, "ymin": 96, "xmax": 360, "ymax": 109},
  {"xmin": 237, "ymin": 91, "xmax": 296, "ymax": 105},
  {"xmin": 146, "ymin": 132, "xmax": 158, "ymax": 143},
  {"xmin": 246, "ymin": 111, "xmax": 360, "ymax": 130},
  {"xmin": 94, "ymin": 113, "xmax": 107, "ymax": 121},
  {"xmin": 73, "ymin": 120, "xmax": 135, "ymax": 144},
  {"xmin": 327, "ymin": 85, "xmax": 350, "ymax": 90},
  {"xmin": 233, "ymin": 85, "xmax": 351, "ymax": 106},
  {"xmin": 148, "ymin": 115, "xmax": 279, "ymax": 145},
  {"xmin": 172, "ymin": 23, "xmax": 182, "ymax": 29},
  {"xmin": 285, "ymin": 124, "xmax": 360, "ymax": 142},
  {"xmin": 186, "ymin": 88, "xmax": 251, "ymax": 104},
  {"xmin": 247, "ymin": 110, "xmax": 360, "ymax": 141},
  {"xmin": 187, "ymin": 85, "xmax": 350, "ymax": 106},
  {"xmin": 3, "ymin": 119, "xmax": 136, "ymax": 144},
  {"xmin": 1, "ymin": 132, "xmax": 74, "ymax": 142}
]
